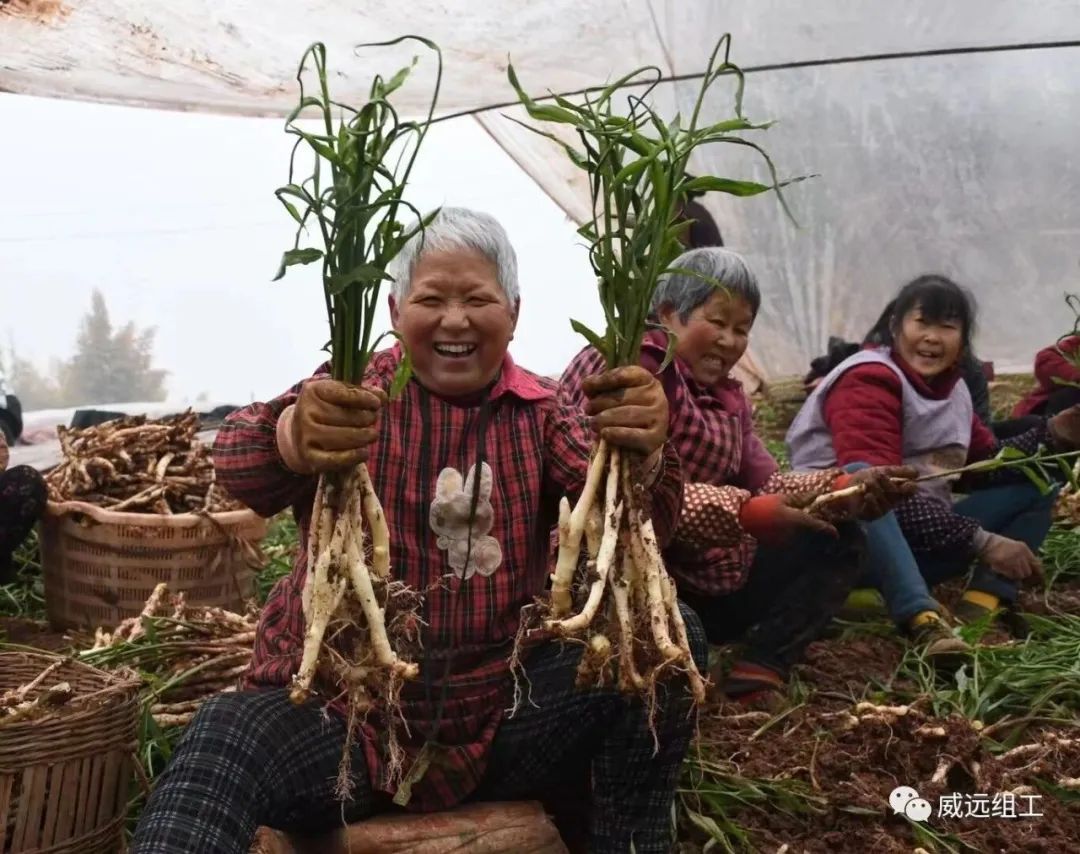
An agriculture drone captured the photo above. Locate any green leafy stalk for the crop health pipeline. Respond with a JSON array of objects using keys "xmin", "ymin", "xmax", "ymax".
[
  {"xmin": 273, "ymin": 38, "xmax": 442, "ymax": 386},
  {"xmin": 507, "ymin": 34, "xmax": 800, "ymax": 370},
  {"xmin": 914, "ymin": 446, "xmax": 1080, "ymax": 495}
]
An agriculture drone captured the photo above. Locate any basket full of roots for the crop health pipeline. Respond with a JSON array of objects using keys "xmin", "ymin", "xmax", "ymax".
[
  {"xmin": 269, "ymin": 39, "xmax": 441, "ymax": 784},
  {"xmin": 507, "ymin": 38, "xmax": 805, "ymax": 707},
  {"xmin": 40, "ymin": 411, "xmax": 266, "ymax": 630}
]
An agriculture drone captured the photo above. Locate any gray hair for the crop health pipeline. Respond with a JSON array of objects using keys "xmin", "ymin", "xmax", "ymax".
[
  {"xmin": 650, "ymin": 247, "xmax": 760, "ymax": 321},
  {"xmin": 388, "ymin": 207, "xmax": 520, "ymax": 304}
]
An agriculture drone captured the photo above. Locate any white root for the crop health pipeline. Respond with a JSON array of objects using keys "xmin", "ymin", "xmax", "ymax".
[
  {"xmin": 584, "ymin": 502, "xmax": 604, "ymax": 562},
  {"xmin": 612, "ymin": 550, "xmax": 645, "ymax": 692},
  {"xmin": 931, "ymin": 760, "xmax": 952, "ymax": 785},
  {"xmin": 631, "ymin": 508, "xmax": 682, "ymax": 662},
  {"xmin": 359, "ymin": 465, "xmax": 391, "ymax": 579},
  {"xmin": 1, "ymin": 660, "xmax": 65, "ymax": 708},
  {"xmin": 291, "ymin": 502, "xmax": 351, "ymax": 703},
  {"xmin": 551, "ymin": 440, "xmax": 609, "ymax": 616},
  {"xmin": 535, "ymin": 439, "xmax": 703, "ymax": 707},
  {"xmin": 664, "ymin": 575, "xmax": 707, "ymax": 704},
  {"xmin": 548, "ymin": 448, "xmax": 623, "ymax": 635},
  {"xmin": 302, "ymin": 477, "xmax": 330, "ymax": 621},
  {"xmin": 854, "ymin": 701, "xmax": 912, "ymax": 717},
  {"xmin": 295, "ymin": 461, "xmax": 419, "ymax": 710},
  {"xmin": 343, "ymin": 492, "xmax": 419, "ymax": 680},
  {"xmin": 807, "ymin": 483, "xmax": 865, "ymax": 513}
]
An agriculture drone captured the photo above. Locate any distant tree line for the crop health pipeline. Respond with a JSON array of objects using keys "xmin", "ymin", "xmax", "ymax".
[{"xmin": 4, "ymin": 290, "xmax": 167, "ymax": 411}]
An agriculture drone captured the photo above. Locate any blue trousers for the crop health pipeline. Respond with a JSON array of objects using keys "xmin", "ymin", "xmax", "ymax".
[{"xmin": 847, "ymin": 464, "xmax": 1057, "ymax": 624}]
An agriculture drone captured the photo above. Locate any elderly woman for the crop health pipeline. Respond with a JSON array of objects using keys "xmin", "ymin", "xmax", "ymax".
[
  {"xmin": 0, "ymin": 433, "xmax": 46, "ymax": 583},
  {"xmin": 131, "ymin": 208, "xmax": 702, "ymax": 854},
  {"xmin": 560, "ymin": 247, "xmax": 913, "ymax": 704}
]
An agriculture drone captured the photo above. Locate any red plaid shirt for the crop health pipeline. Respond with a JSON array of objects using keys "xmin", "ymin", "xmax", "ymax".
[
  {"xmin": 213, "ymin": 346, "xmax": 682, "ymax": 812},
  {"xmin": 560, "ymin": 331, "xmax": 835, "ymax": 597}
]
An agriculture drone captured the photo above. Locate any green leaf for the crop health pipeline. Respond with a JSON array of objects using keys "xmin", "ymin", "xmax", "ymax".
[
  {"xmin": 570, "ymin": 318, "xmax": 609, "ymax": 362},
  {"xmin": 326, "ymin": 264, "xmax": 393, "ymax": 296},
  {"xmin": 273, "ymin": 248, "xmax": 323, "ymax": 281},
  {"xmin": 1034, "ymin": 777, "xmax": 1080, "ymax": 803},
  {"xmin": 681, "ymin": 176, "xmax": 772, "ymax": 197},
  {"xmin": 376, "ymin": 58, "xmax": 417, "ymax": 99},
  {"xmin": 656, "ymin": 326, "xmax": 679, "ymax": 372},
  {"xmin": 1017, "ymin": 465, "xmax": 1052, "ymax": 496},
  {"xmin": 389, "ymin": 344, "xmax": 412, "ymax": 399}
]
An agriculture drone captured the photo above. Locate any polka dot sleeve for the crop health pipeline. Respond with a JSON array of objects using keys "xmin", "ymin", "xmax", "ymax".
[{"xmin": 676, "ymin": 481, "xmax": 752, "ymax": 549}]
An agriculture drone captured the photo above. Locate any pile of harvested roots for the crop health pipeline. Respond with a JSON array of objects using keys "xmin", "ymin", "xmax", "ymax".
[
  {"xmin": 81, "ymin": 583, "xmax": 256, "ymax": 728},
  {"xmin": 530, "ymin": 442, "xmax": 707, "ymax": 704},
  {"xmin": 46, "ymin": 411, "xmax": 241, "ymax": 514},
  {"xmin": 0, "ymin": 660, "xmax": 73, "ymax": 725}
]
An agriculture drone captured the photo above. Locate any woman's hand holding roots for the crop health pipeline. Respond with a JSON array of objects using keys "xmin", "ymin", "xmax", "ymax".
[
  {"xmin": 287, "ymin": 381, "xmax": 421, "ymax": 785},
  {"xmin": 521, "ymin": 367, "xmax": 707, "ymax": 708}
]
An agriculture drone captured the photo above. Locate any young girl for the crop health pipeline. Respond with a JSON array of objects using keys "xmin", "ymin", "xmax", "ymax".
[{"xmin": 788, "ymin": 275, "xmax": 1080, "ymax": 644}]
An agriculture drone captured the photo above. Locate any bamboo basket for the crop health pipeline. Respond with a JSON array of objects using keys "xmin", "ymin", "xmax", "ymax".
[
  {"xmin": 0, "ymin": 650, "xmax": 140, "ymax": 854},
  {"xmin": 40, "ymin": 500, "xmax": 266, "ymax": 631}
]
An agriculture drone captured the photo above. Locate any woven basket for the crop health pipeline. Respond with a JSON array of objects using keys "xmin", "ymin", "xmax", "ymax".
[
  {"xmin": 40, "ymin": 500, "xmax": 266, "ymax": 631},
  {"xmin": 0, "ymin": 651, "xmax": 140, "ymax": 854}
]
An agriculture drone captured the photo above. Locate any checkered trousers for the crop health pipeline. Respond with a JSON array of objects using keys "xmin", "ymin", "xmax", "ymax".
[{"xmin": 131, "ymin": 605, "xmax": 707, "ymax": 854}]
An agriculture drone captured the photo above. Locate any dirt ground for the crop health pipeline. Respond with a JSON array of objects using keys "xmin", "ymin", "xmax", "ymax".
[{"xmin": 679, "ymin": 575, "xmax": 1080, "ymax": 853}]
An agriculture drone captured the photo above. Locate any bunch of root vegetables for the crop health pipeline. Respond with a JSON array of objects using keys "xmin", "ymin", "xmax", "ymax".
[
  {"xmin": 46, "ymin": 410, "xmax": 241, "ymax": 515},
  {"xmin": 0, "ymin": 660, "xmax": 75, "ymax": 725},
  {"xmin": 81, "ymin": 583, "xmax": 256, "ymax": 728}
]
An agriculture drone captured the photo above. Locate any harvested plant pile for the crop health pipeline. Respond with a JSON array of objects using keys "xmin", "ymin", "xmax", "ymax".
[
  {"xmin": 0, "ymin": 659, "xmax": 74, "ymax": 725},
  {"xmin": 81, "ymin": 582, "xmax": 256, "ymax": 728},
  {"xmin": 509, "ymin": 36, "xmax": 796, "ymax": 703},
  {"xmin": 679, "ymin": 600, "xmax": 1080, "ymax": 853},
  {"xmin": 270, "ymin": 39, "xmax": 440, "ymax": 786},
  {"xmin": 46, "ymin": 410, "xmax": 240, "ymax": 514}
]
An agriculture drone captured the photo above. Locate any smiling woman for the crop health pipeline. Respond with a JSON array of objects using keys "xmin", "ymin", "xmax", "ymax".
[
  {"xmin": 388, "ymin": 208, "xmax": 520, "ymax": 398},
  {"xmin": 650, "ymin": 247, "xmax": 761, "ymax": 388},
  {"xmin": 888, "ymin": 275, "xmax": 973, "ymax": 381}
]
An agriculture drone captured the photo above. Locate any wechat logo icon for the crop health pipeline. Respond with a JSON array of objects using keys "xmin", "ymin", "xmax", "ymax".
[{"xmin": 890, "ymin": 785, "xmax": 934, "ymax": 822}]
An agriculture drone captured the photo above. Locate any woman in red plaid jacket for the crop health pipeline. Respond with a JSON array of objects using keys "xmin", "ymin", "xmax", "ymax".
[
  {"xmin": 132, "ymin": 208, "xmax": 703, "ymax": 854},
  {"xmin": 560, "ymin": 247, "xmax": 914, "ymax": 705}
]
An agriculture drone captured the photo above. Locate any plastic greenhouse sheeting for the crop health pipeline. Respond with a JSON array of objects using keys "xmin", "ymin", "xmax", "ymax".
[{"xmin": 3, "ymin": 0, "xmax": 1079, "ymax": 377}]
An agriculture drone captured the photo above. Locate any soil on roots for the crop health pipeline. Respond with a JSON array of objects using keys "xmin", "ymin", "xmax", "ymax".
[{"xmin": 680, "ymin": 630, "xmax": 1080, "ymax": 853}]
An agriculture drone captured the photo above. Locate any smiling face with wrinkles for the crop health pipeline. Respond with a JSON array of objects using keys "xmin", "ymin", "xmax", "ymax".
[{"xmin": 389, "ymin": 247, "xmax": 519, "ymax": 397}]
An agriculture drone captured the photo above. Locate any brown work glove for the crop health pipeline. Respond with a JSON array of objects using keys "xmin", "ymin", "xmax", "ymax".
[
  {"xmin": 582, "ymin": 365, "xmax": 669, "ymax": 467},
  {"xmin": 280, "ymin": 379, "xmax": 387, "ymax": 475}
]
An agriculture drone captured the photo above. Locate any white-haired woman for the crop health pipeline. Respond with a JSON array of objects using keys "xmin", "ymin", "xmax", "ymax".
[
  {"xmin": 561, "ymin": 247, "xmax": 913, "ymax": 704},
  {"xmin": 132, "ymin": 207, "xmax": 702, "ymax": 854}
]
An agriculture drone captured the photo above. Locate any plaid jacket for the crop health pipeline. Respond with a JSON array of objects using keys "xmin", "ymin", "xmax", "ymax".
[
  {"xmin": 560, "ymin": 331, "xmax": 836, "ymax": 596},
  {"xmin": 213, "ymin": 346, "xmax": 683, "ymax": 812}
]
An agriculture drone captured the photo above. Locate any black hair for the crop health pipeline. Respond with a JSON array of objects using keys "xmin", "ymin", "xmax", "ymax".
[
  {"xmin": 882, "ymin": 274, "xmax": 976, "ymax": 353},
  {"xmin": 678, "ymin": 199, "xmax": 724, "ymax": 248},
  {"xmin": 863, "ymin": 299, "xmax": 897, "ymax": 347}
]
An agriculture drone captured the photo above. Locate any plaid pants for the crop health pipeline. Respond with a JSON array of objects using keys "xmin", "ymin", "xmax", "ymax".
[{"xmin": 131, "ymin": 604, "xmax": 706, "ymax": 854}]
